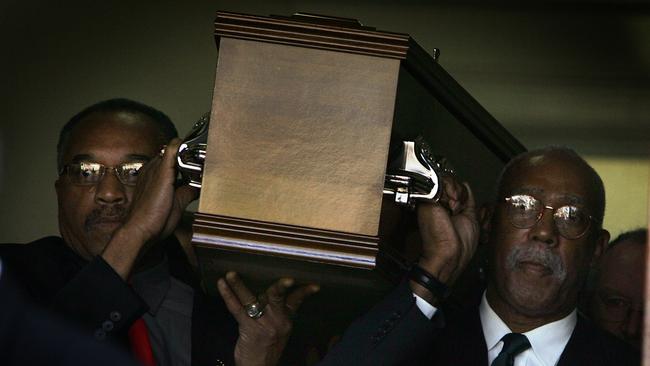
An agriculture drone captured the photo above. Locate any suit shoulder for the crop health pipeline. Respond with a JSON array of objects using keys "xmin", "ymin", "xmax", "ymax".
[
  {"xmin": 0, "ymin": 236, "xmax": 65, "ymax": 251},
  {"xmin": 0, "ymin": 236, "xmax": 67, "ymax": 263},
  {"xmin": 572, "ymin": 315, "xmax": 639, "ymax": 365},
  {"xmin": 0, "ymin": 237, "xmax": 75, "ymax": 300}
]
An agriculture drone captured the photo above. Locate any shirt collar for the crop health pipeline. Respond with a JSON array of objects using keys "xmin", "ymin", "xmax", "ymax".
[{"xmin": 480, "ymin": 291, "xmax": 577, "ymax": 366}]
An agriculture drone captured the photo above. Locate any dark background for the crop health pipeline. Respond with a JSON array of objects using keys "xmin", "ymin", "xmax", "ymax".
[{"xmin": 1, "ymin": 0, "xmax": 648, "ymax": 242}]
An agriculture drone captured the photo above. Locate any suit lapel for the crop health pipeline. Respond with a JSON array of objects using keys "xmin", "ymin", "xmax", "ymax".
[
  {"xmin": 164, "ymin": 236, "xmax": 239, "ymax": 365},
  {"xmin": 427, "ymin": 307, "xmax": 488, "ymax": 365},
  {"xmin": 191, "ymin": 289, "xmax": 238, "ymax": 365},
  {"xmin": 557, "ymin": 315, "xmax": 600, "ymax": 366}
]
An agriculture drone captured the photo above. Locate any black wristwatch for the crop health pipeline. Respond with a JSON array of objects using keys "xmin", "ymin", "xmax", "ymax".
[{"xmin": 408, "ymin": 265, "xmax": 451, "ymax": 300}]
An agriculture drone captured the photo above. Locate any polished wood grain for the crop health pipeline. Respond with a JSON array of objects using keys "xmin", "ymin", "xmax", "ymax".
[
  {"xmin": 214, "ymin": 11, "xmax": 410, "ymax": 59},
  {"xmin": 193, "ymin": 213, "xmax": 379, "ymax": 269},
  {"xmin": 199, "ymin": 37, "xmax": 399, "ymax": 237},
  {"xmin": 194, "ymin": 11, "xmax": 525, "ymax": 284}
]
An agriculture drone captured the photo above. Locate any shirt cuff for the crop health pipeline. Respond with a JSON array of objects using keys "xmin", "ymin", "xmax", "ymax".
[{"xmin": 413, "ymin": 293, "xmax": 438, "ymax": 319}]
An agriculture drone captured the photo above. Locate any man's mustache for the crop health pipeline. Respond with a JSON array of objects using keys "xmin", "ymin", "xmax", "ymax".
[
  {"xmin": 506, "ymin": 244, "xmax": 567, "ymax": 281},
  {"xmin": 84, "ymin": 206, "xmax": 128, "ymax": 231}
]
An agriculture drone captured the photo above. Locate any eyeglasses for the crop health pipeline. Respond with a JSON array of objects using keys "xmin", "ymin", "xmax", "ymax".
[
  {"xmin": 595, "ymin": 291, "xmax": 643, "ymax": 322},
  {"xmin": 59, "ymin": 161, "xmax": 145, "ymax": 186},
  {"xmin": 503, "ymin": 194, "xmax": 597, "ymax": 239}
]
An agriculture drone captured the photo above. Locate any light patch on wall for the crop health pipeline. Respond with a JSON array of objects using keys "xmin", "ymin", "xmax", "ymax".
[
  {"xmin": 586, "ymin": 156, "xmax": 649, "ymax": 239},
  {"xmin": 0, "ymin": 127, "xmax": 4, "ymax": 194}
]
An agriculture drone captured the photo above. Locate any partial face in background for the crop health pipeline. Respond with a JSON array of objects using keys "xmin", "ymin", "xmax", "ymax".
[
  {"xmin": 55, "ymin": 111, "xmax": 161, "ymax": 259},
  {"xmin": 486, "ymin": 152, "xmax": 608, "ymax": 321},
  {"xmin": 590, "ymin": 241, "xmax": 645, "ymax": 349}
]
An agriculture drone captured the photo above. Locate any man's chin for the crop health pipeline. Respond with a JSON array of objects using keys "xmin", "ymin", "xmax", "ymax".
[
  {"xmin": 85, "ymin": 224, "xmax": 122, "ymax": 251},
  {"xmin": 506, "ymin": 277, "xmax": 560, "ymax": 315},
  {"xmin": 89, "ymin": 221, "xmax": 123, "ymax": 233}
]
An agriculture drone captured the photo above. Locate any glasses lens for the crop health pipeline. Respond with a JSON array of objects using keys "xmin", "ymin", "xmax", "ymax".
[
  {"xmin": 506, "ymin": 195, "xmax": 541, "ymax": 228},
  {"xmin": 68, "ymin": 162, "xmax": 104, "ymax": 185},
  {"xmin": 116, "ymin": 162, "xmax": 144, "ymax": 186},
  {"xmin": 554, "ymin": 206, "xmax": 589, "ymax": 239}
]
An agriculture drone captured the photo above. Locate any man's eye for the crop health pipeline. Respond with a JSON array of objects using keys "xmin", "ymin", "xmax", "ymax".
[
  {"xmin": 602, "ymin": 297, "xmax": 628, "ymax": 308},
  {"xmin": 122, "ymin": 163, "xmax": 144, "ymax": 176},
  {"xmin": 124, "ymin": 168, "xmax": 140, "ymax": 177},
  {"xmin": 557, "ymin": 206, "xmax": 584, "ymax": 223},
  {"xmin": 510, "ymin": 195, "xmax": 536, "ymax": 211},
  {"xmin": 120, "ymin": 163, "xmax": 144, "ymax": 183},
  {"xmin": 514, "ymin": 203, "xmax": 529, "ymax": 210},
  {"xmin": 79, "ymin": 163, "xmax": 101, "ymax": 177}
]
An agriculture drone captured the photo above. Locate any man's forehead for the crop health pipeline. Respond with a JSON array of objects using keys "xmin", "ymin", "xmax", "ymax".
[
  {"xmin": 70, "ymin": 153, "xmax": 152, "ymax": 163},
  {"xmin": 510, "ymin": 186, "xmax": 585, "ymax": 206},
  {"xmin": 600, "ymin": 244, "xmax": 645, "ymax": 292},
  {"xmin": 63, "ymin": 111, "xmax": 160, "ymax": 160},
  {"xmin": 525, "ymin": 154, "xmax": 547, "ymax": 166},
  {"xmin": 73, "ymin": 110, "xmax": 157, "ymax": 134},
  {"xmin": 605, "ymin": 240, "xmax": 646, "ymax": 262},
  {"xmin": 505, "ymin": 153, "xmax": 593, "ymax": 187},
  {"xmin": 500, "ymin": 153, "xmax": 602, "ymax": 210}
]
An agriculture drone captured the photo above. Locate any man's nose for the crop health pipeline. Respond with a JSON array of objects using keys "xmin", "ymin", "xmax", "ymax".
[
  {"xmin": 529, "ymin": 208, "xmax": 558, "ymax": 246},
  {"xmin": 94, "ymin": 169, "xmax": 127, "ymax": 204}
]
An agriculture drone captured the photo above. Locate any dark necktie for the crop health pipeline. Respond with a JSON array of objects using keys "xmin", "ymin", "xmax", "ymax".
[{"xmin": 491, "ymin": 333, "xmax": 531, "ymax": 366}]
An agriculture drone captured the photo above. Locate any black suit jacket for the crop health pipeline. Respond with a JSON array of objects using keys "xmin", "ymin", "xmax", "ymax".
[
  {"xmin": 0, "ymin": 272, "xmax": 140, "ymax": 366},
  {"xmin": 320, "ymin": 282, "xmax": 639, "ymax": 366},
  {"xmin": 0, "ymin": 236, "xmax": 238, "ymax": 366}
]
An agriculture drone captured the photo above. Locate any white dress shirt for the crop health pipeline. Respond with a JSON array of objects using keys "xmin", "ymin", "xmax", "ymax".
[
  {"xmin": 479, "ymin": 292, "xmax": 576, "ymax": 366},
  {"xmin": 131, "ymin": 255, "xmax": 194, "ymax": 366},
  {"xmin": 414, "ymin": 292, "xmax": 577, "ymax": 366},
  {"xmin": 413, "ymin": 293, "xmax": 438, "ymax": 319}
]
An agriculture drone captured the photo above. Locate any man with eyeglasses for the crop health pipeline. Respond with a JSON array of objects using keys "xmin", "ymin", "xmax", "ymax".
[
  {"xmin": 319, "ymin": 147, "xmax": 639, "ymax": 365},
  {"xmin": 0, "ymin": 98, "xmax": 317, "ymax": 366},
  {"xmin": 586, "ymin": 228, "xmax": 647, "ymax": 350}
]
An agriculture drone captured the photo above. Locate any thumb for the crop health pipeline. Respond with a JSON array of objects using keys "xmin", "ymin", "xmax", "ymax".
[
  {"xmin": 175, "ymin": 185, "xmax": 199, "ymax": 210},
  {"xmin": 162, "ymin": 186, "xmax": 199, "ymax": 238}
]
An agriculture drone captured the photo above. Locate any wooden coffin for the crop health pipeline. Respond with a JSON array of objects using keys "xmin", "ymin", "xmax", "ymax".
[{"xmin": 189, "ymin": 12, "xmax": 525, "ymax": 358}]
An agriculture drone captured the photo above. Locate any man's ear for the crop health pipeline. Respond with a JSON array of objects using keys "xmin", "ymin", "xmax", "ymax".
[
  {"xmin": 590, "ymin": 228, "xmax": 610, "ymax": 266},
  {"xmin": 478, "ymin": 203, "xmax": 495, "ymax": 245}
]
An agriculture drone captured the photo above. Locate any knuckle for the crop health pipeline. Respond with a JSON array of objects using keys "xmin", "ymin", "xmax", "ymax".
[
  {"xmin": 265, "ymin": 327, "xmax": 278, "ymax": 339},
  {"xmin": 281, "ymin": 323, "xmax": 292, "ymax": 336}
]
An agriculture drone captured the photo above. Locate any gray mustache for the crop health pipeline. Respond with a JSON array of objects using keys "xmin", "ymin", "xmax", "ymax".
[
  {"xmin": 506, "ymin": 245, "xmax": 566, "ymax": 280},
  {"xmin": 84, "ymin": 206, "xmax": 127, "ymax": 230}
]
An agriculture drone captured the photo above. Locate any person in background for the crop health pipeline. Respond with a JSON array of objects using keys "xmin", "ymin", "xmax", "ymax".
[{"xmin": 586, "ymin": 228, "xmax": 647, "ymax": 349}]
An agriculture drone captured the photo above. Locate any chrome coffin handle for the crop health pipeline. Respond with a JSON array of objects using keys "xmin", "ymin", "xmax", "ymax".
[
  {"xmin": 177, "ymin": 113, "xmax": 210, "ymax": 188},
  {"xmin": 383, "ymin": 139, "xmax": 452, "ymax": 208},
  {"xmin": 177, "ymin": 116, "xmax": 450, "ymax": 205}
]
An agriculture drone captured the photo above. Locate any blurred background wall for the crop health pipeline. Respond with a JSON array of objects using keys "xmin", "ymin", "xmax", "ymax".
[{"xmin": 0, "ymin": 0, "xmax": 647, "ymax": 243}]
